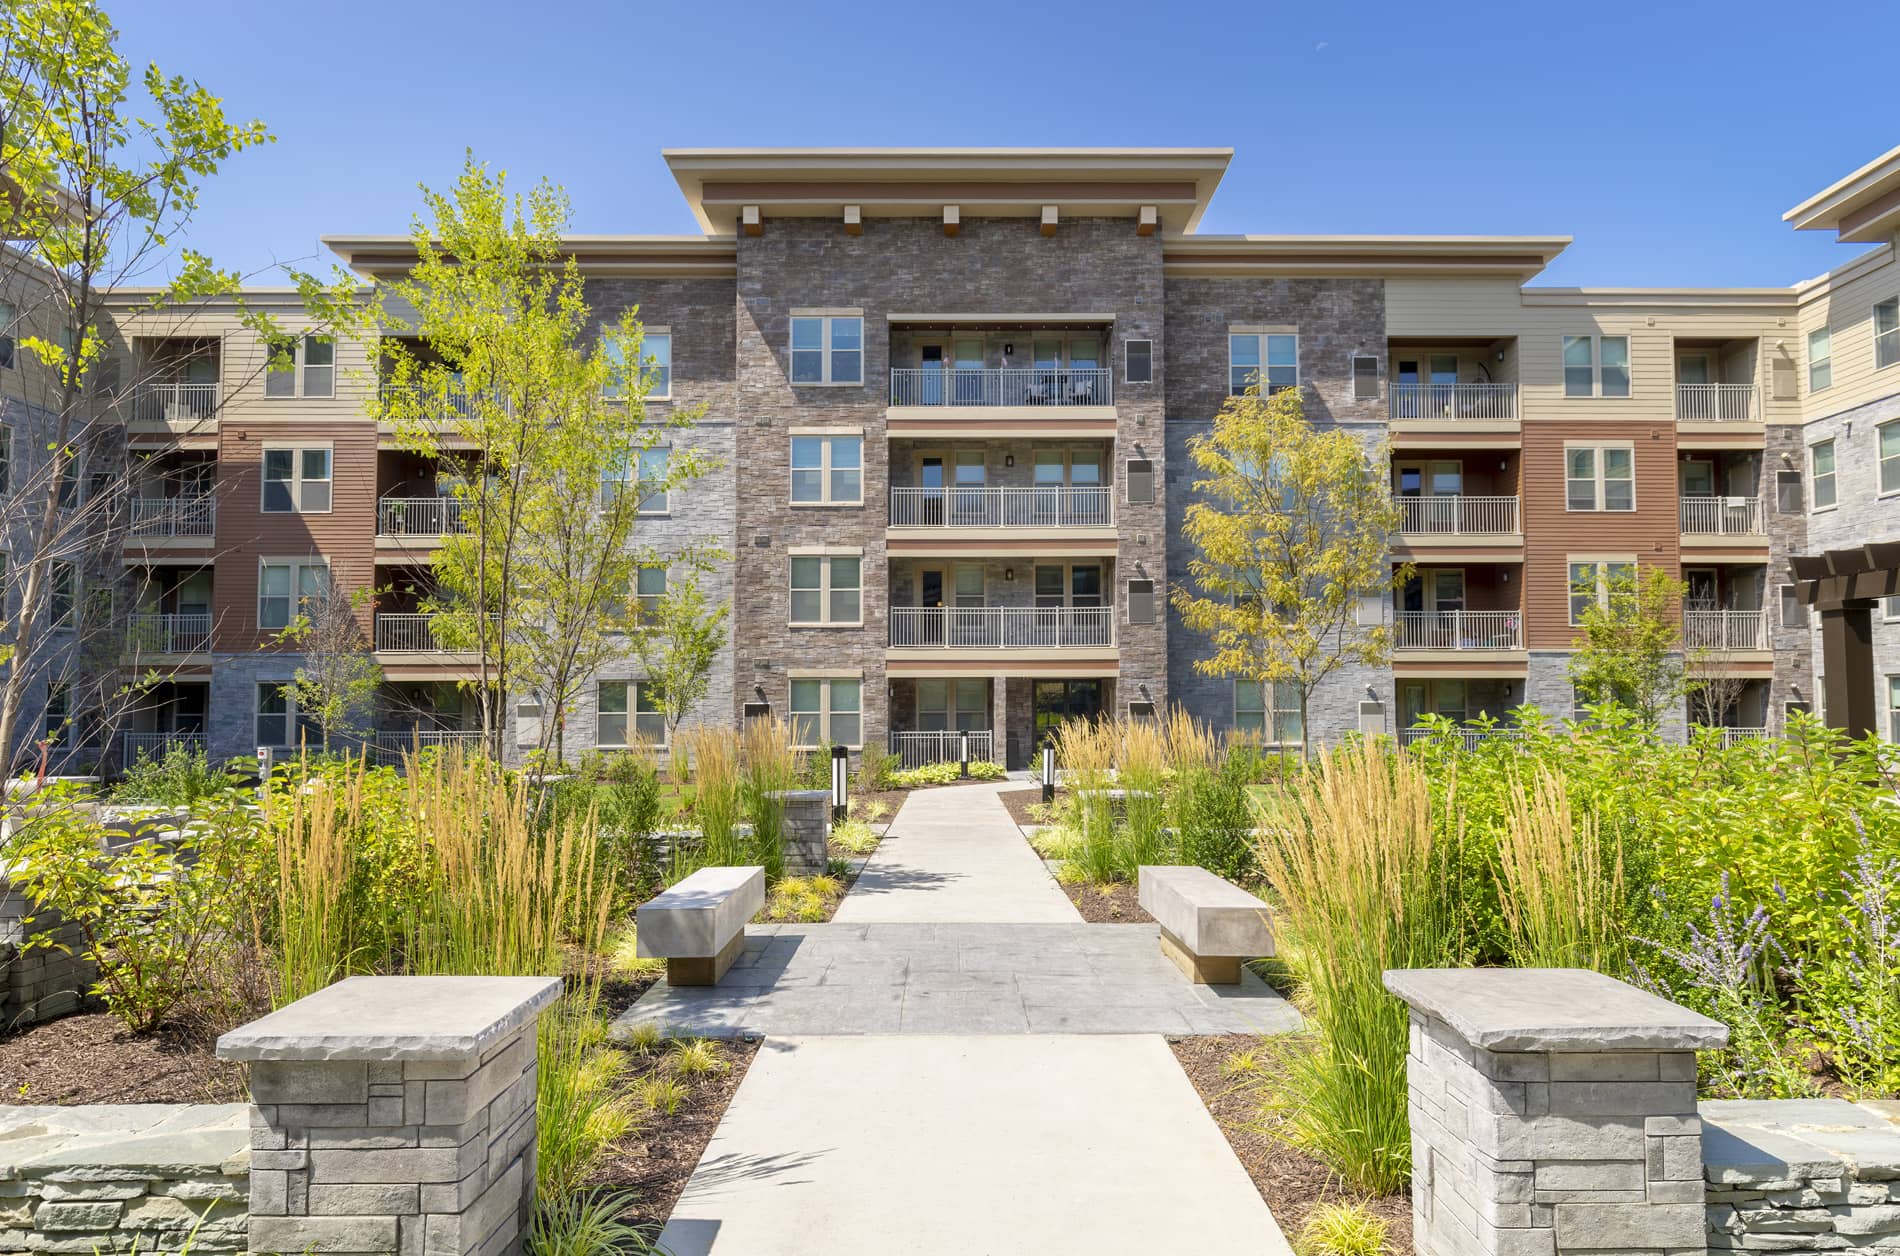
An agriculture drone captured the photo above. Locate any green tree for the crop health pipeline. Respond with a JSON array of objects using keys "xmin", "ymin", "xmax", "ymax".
[
  {"xmin": 271, "ymin": 576, "xmax": 381, "ymax": 748},
  {"xmin": 1171, "ymin": 385, "xmax": 1408, "ymax": 757},
  {"xmin": 1568, "ymin": 563, "xmax": 1694, "ymax": 733},
  {"xmin": 626, "ymin": 560, "xmax": 731, "ymax": 744}
]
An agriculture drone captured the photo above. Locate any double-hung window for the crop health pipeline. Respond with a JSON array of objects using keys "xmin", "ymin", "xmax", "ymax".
[
  {"xmin": 1562, "ymin": 335, "xmax": 1630, "ymax": 397},
  {"xmin": 790, "ymin": 435, "xmax": 863, "ymax": 504},
  {"xmin": 255, "ymin": 682, "xmax": 320, "ymax": 748},
  {"xmin": 1808, "ymin": 327, "xmax": 1833, "ymax": 393},
  {"xmin": 603, "ymin": 447, "xmax": 671, "ymax": 512},
  {"xmin": 42, "ymin": 684, "xmax": 68, "ymax": 742},
  {"xmin": 605, "ymin": 331, "xmax": 672, "ymax": 400},
  {"xmin": 1810, "ymin": 439, "xmax": 1837, "ymax": 511},
  {"xmin": 0, "ymin": 301, "xmax": 13, "ymax": 370},
  {"xmin": 789, "ymin": 555, "xmax": 861, "ymax": 625},
  {"xmin": 1569, "ymin": 560, "xmax": 1636, "ymax": 626},
  {"xmin": 1890, "ymin": 676, "xmax": 1900, "ymax": 743},
  {"xmin": 634, "ymin": 566, "xmax": 666, "ymax": 619},
  {"xmin": 1876, "ymin": 300, "xmax": 1900, "ymax": 371},
  {"xmin": 0, "ymin": 425, "xmax": 13, "ymax": 495},
  {"xmin": 1879, "ymin": 421, "xmax": 1900, "ymax": 495},
  {"xmin": 259, "ymin": 559, "xmax": 327, "ymax": 630},
  {"xmin": 790, "ymin": 677, "xmax": 861, "ymax": 748},
  {"xmin": 790, "ymin": 314, "xmax": 863, "ymax": 385},
  {"xmin": 1228, "ymin": 332, "xmax": 1297, "ymax": 396},
  {"xmin": 1565, "ymin": 446, "xmax": 1634, "ymax": 511},
  {"xmin": 1234, "ymin": 680, "xmax": 1302, "ymax": 746},
  {"xmin": 597, "ymin": 681, "xmax": 665, "ymax": 746},
  {"xmin": 262, "ymin": 447, "xmax": 332, "ymax": 513},
  {"xmin": 47, "ymin": 561, "xmax": 76, "ymax": 629},
  {"xmin": 264, "ymin": 334, "xmax": 334, "ymax": 398}
]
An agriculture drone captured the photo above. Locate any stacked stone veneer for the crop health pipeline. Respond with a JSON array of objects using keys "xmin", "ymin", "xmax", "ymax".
[
  {"xmin": 0, "ymin": 878, "xmax": 94, "ymax": 1028},
  {"xmin": 1702, "ymin": 1097, "xmax": 1900, "ymax": 1252},
  {"xmin": 0, "ymin": 1104, "xmax": 249, "ymax": 1253},
  {"xmin": 1386, "ymin": 967, "xmax": 1729, "ymax": 1256},
  {"xmin": 217, "ymin": 973, "xmax": 561, "ymax": 1256},
  {"xmin": 770, "ymin": 789, "xmax": 830, "ymax": 876}
]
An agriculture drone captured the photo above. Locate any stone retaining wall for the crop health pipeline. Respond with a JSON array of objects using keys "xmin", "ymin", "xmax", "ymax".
[
  {"xmin": 0, "ymin": 881, "xmax": 94, "ymax": 1028},
  {"xmin": 1702, "ymin": 1097, "xmax": 1900, "ymax": 1252},
  {"xmin": 0, "ymin": 1105, "xmax": 249, "ymax": 1254}
]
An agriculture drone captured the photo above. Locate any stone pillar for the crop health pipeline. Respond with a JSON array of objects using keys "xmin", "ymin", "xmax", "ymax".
[
  {"xmin": 217, "ymin": 975, "xmax": 562, "ymax": 1256},
  {"xmin": 990, "ymin": 675, "xmax": 1011, "ymax": 769},
  {"xmin": 0, "ymin": 878, "xmax": 94, "ymax": 1026},
  {"xmin": 769, "ymin": 789, "xmax": 830, "ymax": 876},
  {"xmin": 1384, "ymin": 968, "xmax": 1728, "ymax": 1256}
]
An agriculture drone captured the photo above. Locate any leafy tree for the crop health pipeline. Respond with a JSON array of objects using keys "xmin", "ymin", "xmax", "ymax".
[
  {"xmin": 626, "ymin": 560, "xmax": 731, "ymax": 744},
  {"xmin": 1568, "ymin": 563, "xmax": 1693, "ymax": 733},
  {"xmin": 271, "ymin": 576, "xmax": 380, "ymax": 748},
  {"xmin": 1171, "ymin": 385, "xmax": 1408, "ymax": 757}
]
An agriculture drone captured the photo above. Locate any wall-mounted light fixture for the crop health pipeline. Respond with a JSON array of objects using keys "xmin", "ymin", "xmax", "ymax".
[
  {"xmin": 1004, "ymin": 454, "xmax": 1014, "ymax": 468},
  {"xmin": 1004, "ymin": 566, "xmax": 1015, "ymax": 582}
]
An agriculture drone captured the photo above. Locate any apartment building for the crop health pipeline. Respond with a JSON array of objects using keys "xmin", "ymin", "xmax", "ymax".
[{"xmin": 13, "ymin": 144, "xmax": 1900, "ymax": 772}]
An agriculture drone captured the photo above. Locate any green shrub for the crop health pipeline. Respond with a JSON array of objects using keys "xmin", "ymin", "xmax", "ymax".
[
  {"xmin": 111, "ymin": 746, "xmax": 243, "ymax": 807},
  {"xmin": 856, "ymin": 741, "xmax": 899, "ymax": 791},
  {"xmin": 887, "ymin": 760, "xmax": 1004, "ymax": 788},
  {"xmin": 527, "ymin": 1190, "xmax": 654, "ymax": 1256},
  {"xmin": 1295, "ymin": 1202, "xmax": 1389, "ymax": 1256}
]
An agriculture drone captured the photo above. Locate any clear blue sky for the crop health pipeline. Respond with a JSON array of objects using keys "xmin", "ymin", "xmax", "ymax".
[{"xmin": 115, "ymin": 0, "xmax": 1896, "ymax": 289}]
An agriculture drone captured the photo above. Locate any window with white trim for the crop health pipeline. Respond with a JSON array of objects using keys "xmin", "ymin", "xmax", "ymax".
[
  {"xmin": 1568, "ymin": 560, "xmax": 1636, "ymax": 626},
  {"xmin": 262, "ymin": 447, "xmax": 332, "ymax": 513},
  {"xmin": 1876, "ymin": 300, "xmax": 1899, "ymax": 371},
  {"xmin": 258, "ymin": 560, "xmax": 327, "ymax": 630},
  {"xmin": 789, "ymin": 555, "xmax": 861, "ymax": 625},
  {"xmin": 1810, "ymin": 440, "xmax": 1837, "ymax": 511},
  {"xmin": 256, "ymin": 682, "xmax": 320, "ymax": 748},
  {"xmin": 1879, "ymin": 420, "xmax": 1900, "ymax": 495},
  {"xmin": 1228, "ymin": 333, "xmax": 1297, "ymax": 396},
  {"xmin": 1808, "ymin": 327, "xmax": 1832, "ymax": 393},
  {"xmin": 47, "ymin": 561, "xmax": 75, "ymax": 629},
  {"xmin": 1889, "ymin": 676, "xmax": 1900, "ymax": 743},
  {"xmin": 790, "ymin": 677, "xmax": 861, "ymax": 748},
  {"xmin": 605, "ymin": 332, "xmax": 671, "ymax": 400},
  {"xmin": 1234, "ymin": 680, "xmax": 1302, "ymax": 746},
  {"xmin": 1562, "ymin": 335, "xmax": 1630, "ymax": 397},
  {"xmin": 790, "ymin": 435, "xmax": 862, "ymax": 504},
  {"xmin": 603, "ymin": 446, "xmax": 671, "ymax": 513},
  {"xmin": 1883, "ymin": 595, "xmax": 1900, "ymax": 622},
  {"xmin": 917, "ymin": 678, "xmax": 988, "ymax": 733},
  {"xmin": 597, "ymin": 681, "xmax": 665, "ymax": 747},
  {"xmin": 1565, "ymin": 446, "xmax": 1634, "ymax": 511},
  {"xmin": 790, "ymin": 315, "xmax": 863, "ymax": 385},
  {"xmin": 263, "ymin": 334, "xmax": 334, "ymax": 398}
]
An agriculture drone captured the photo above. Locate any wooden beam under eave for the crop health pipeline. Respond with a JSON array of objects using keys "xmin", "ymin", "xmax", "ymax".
[
  {"xmin": 1041, "ymin": 205, "xmax": 1058, "ymax": 237},
  {"xmin": 843, "ymin": 205, "xmax": 862, "ymax": 236},
  {"xmin": 1137, "ymin": 206, "xmax": 1157, "ymax": 236},
  {"xmin": 943, "ymin": 205, "xmax": 960, "ymax": 237},
  {"xmin": 742, "ymin": 205, "xmax": 761, "ymax": 237}
]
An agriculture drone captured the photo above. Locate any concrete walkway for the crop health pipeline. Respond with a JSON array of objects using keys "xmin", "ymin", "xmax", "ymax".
[{"xmin": 831, "ymin": 781, "xmax": 1079, "ymax": 923}]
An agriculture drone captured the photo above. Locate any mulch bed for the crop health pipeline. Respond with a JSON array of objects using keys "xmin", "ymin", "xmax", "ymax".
[
  {"xmin": 0, "ymin": 1009, "xmax": 249, "ymax": 1105},
  {"xmin": 1170, "ymin": 1035, "xmax": 1412, "ymax": 1254},
  {"xmin": 1064, "ymin": 881, "xmax": 1154, "ymax": 924},
  {"xmin": 997, "ymin": 786, "xmax": 1063, "ymax": 829},
  {"xmin": 589, "ymin": 1037, "xmax": 759, "ymax": 1232}
]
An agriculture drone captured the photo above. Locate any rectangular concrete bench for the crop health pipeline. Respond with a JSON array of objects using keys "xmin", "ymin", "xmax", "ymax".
[
  {"xmin": 1136, "ymin": 865, "xmax": 1274, "ymax": 985},
  {"xmin": 636, "ymin": 865, "xmax": 766, "ymax": 986}
]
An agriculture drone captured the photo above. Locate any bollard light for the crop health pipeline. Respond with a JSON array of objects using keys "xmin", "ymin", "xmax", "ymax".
[
  {"xmin": 830, "ymin": 743, "xmax": 848, "ymax": 821},
  {"xmin": 1041, "ymin": 740, "xmax": 1056, "ymax": 804},
  {"xmin": 959, "ymin": 731, "xmax": 970, "ymax": 780}
]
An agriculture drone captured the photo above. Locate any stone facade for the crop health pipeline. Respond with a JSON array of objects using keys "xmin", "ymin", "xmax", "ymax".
[
  {"xmin": 770, "ymin": 789, "xmax": 830, "ymax": 876},
  {"xmin": 0, "ymin": 878, "xmax": 93, "ymax": 1028},
  {"xmin": 1703, "ymin": 1097, "xmax": 1900, "ymax": 1252}
]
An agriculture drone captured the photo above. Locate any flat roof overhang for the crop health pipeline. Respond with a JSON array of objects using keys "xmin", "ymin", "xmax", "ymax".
[{"xmin": 1785, "ymin": 145, "xmax": 1900, "ymax": 244}]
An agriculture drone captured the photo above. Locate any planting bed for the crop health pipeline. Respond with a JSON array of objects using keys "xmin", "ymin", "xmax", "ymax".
[
  {"xmin": 997, "ymin": 786, "xmax": 1060, "ymax": 829},
  {"xmin": 1062, "ymin": 881, "xmax": 1153, "ymax": 924},
  {"xmin": 0, "ymin": 1009, "xmax": 249, "ymax": 1105}
]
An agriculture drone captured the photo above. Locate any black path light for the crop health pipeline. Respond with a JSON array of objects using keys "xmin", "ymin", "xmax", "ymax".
[
  {"xmin": 1041, "ymin": 737, "xmax": 1057, "ymax": 804},
  {"xmin": 831, "ymin": 743, "xmax": 849, "ymax": 821}
]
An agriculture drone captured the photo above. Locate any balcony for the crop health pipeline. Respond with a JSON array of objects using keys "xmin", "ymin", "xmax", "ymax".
[
  {"xmin": 1677, "ymin": 384, "xmax": 1756, "ymax": 423},
  {"xmin": 1394, "ymin": 611, "xmax": 1523, "ymax": 652},
  {"xmin": 371, "ymin": 728, "xmax": 483, "ymax": 764},
  {"xmin": 888, "ymin": 729, "xmax": 996, "ymax": 770},
  {"xmin": 1388, "ymin": 383, "xmax": 1517, "ymax": 422},
  {"xmin": 1679, "ymin": 496, "xmax": 1762, "ymax": 536},
  {"xmin": 127, "ymin": 496, "xmax": 215, "ymax": 539},
  {"xmin": 889, "ymin": 367, "xmax": 1112, "ymax": 408},
  {"xmin": 1397, "ymin": 726, "xmax": 1525, "ymax": 750},
  {"xmin": 888, "ymin": 606, "xmax": 1113, "ymax": 649},
  {"xmin": 1395, "ymin": 496, "xmax": 1519, "ymax": 536},
  {"xmin": 131, "ymin": 382, "xmax": 219, "ymax": 427},
  {"xmin": 1684, "ymin": 610, "xmax": 1768, "ymax": 652},
  {"xmin": 889, "ymin": 486, "xmax": 1112, "ymax": 529},
  {"xmin": 126, "ymin": 613, "xmax": 210, "ymax": 655},
  {"xmin": 377, "ymin": 496, "xmax": 469, "ymax": 537},
  {"xmin": 121, "ymin": 730, "xmax": 205, "ymax": 762}
]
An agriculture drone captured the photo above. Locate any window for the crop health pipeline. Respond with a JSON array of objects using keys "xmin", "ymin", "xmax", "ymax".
[
  {"xmin": 1891, "ymin": 677, "xmax": 1900, "ymax": 743},
  {"xmin": 1880, "ymin": 421, "xmax": 1900, "ymax": 495},
  {"xmin": 605, "ymin": 447, "xmax": 671, "ymax": 513},
  {"xmin": 1235, "ymin": 680, "xmax": 1302, "ymax": 746},
  {"xmin": 42, "ymin": 683, "xmax": 67, "ymax": 743},
  {"xmin": 789, "ymin": 677, "xmax": 861, "ymax": 748},
  {"xmin": 264, "ymin": 334, "xmax": 334, "ymax": 398},
  {"xmin": 1565, "ymin": 446, "xmax": 1634, "ymax": 511},
  {"xmin": 918, "ymin": 679, "xmax": 988, "ymax": 733},
  {"xmin": 790, "ymin": 435, "xmax": 863, "ymax": 504},
  {"xmin": 635, "ymin": 566, "xmax": 666, "ymax": 619},
  {"xmin": 0, "ymin": 425, "xmax": 11, "ymax": 495},
  {"xmin": 1569, "ymin": 560, "xmax": 1636, "ymax": 625},
  {"xmin": 1352, "ymin": 354, "xmax": 1379, "ymax": 400},
  {"xmin": 47, "ymin": 562, "xmax": 75, "ymax": 629},
  {"xmin": 262, "ymin": 447, "xmax": 332, "ymax": 513},
  {"xmin": 255, "ymin": 683, "xmax": 320, "ymax": 748},
  {"xmin": 790, "ymin": 555, "xmax": 861, "ymax": 625},
  {"xmin": 1886, "ymin": 596, "xmax": 1900, "ymax": 623},
  {"xmin": 1125, "ymin": 339, "xmax": 1152, "ymax": 384},
  {"xmin": 1804, "ymin": 326, "xmax": 1833, "ymax": 392},
  {"xmin": 258, "ymin": 560, "xmax": 327, "ymax": 630},
  {"xmin": 790, "ymin": 315, "xmax": 863, "ymax": 385},
  {"xmin": 605, "ymin": 331, "xmax": 671, "ymax": 400},
  {"xmin": 1810, "ymin": 440, "xmax": 1837, "ymax": 511},
  {"xmin": 0, "ymin": 300, "xmax": 14, "ymax": 369},
  {"xmin": 1229, "ymin": 333, "xmax": 1297, "ymax": 396},
  {"xmin": 1127, "ymin": 578, "xmax": 1156, "ymax": 625},
  {"xmin": 1877, "ymin": 300, "xmax": 1900, "ymax": 370},
  {"xmin": 1780, "ymin": 584, "xmax": 1809, "ymax": 630},
  {"xmin": 596, "ymin": 681, "xmax": 666, "ymax": 747},
  {"xmin": 1563, "ymin": 335, "xmax": 1630, "ymax": 398},
  {"xmin": 1125, "ymin": 458, "xmax": 1154, "ymax": 505}
]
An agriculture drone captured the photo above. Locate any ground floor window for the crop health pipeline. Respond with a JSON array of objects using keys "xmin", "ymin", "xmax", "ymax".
[
  {"xmin": 598, "ymin": 681, "xmax": 665, "ymax": 746},
  {"xmin": 1032, "ymin": 679, "xmax": 1104, "ymax": 746},
  {"xmin": 918, "ymin": 678, "xmax": 987, "ymax": 732},
  {"xmin": 1234, "ymin": 680, "xmax": 1302, "ymax": 746},
  {"xmin": 256, "ymin": 683, "xmax": 320, "ymax": 748},
  {"xmin": 790, "ymin": 678, "xmax": 861, "ymax": 749},
  {"xmin": 1889, "ymin": 676, "xmax": 1900, "ymax": 743},
  {"xmin": 41, "ymin": 683, "xmax": 68, "ymax": 743}
]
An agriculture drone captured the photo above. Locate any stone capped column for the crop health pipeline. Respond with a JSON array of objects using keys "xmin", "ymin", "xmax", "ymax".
[
  {"xmin": 218, "ymin": 974, "xmax": 562, "ymax": 1256},
  {"xmin": 769, "ymin": 789, "xmax": 831, "ymax": 876},
  {"xmin": 1384, "ymin": 968, "xmax": 1728, "ymax": 1256}
]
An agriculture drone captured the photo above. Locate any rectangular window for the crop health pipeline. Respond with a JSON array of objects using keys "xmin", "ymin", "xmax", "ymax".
[
  {"xmin": 597, "ymin": 681, "xmax": 627, "ymax": 746},
  {"xmin": 1234, "ymin": 680, "xmax": 1301, "ymax": 746},
  {"xmin": 255, "ymin": 683, "xmax": 319, "ymax": 749},
  {"xmin": 1352, "ymin": 354, "xmax": 1379, "ymax": 400},
  {"xmin": 0, "ymin": 300, "xmax": 14, "ymax": 370},
  {"xmin": 42, "ymin": 683, "xmax": 68, "ymax": 743},
  {"xmin": 637, "ymin": 447, "xmax": 669, "ymax": 514},
  {"xmin": 790, "ymin": 435, "xmax": 863, "ymax": 504},
  {"xmin": 261, "ymin": 447, "xmax": 333, "ymax": 513},
  {"xmin": 605, "ymin": 331, "xmax": 672, "ymax": 400},
  {"xmin": 789, "ymin": 555, "xmax": 861, "ymax": 625},
  {"xmin": 1880, "ymin": 421, "xmax": 1900, "ymax": 495},
  {"xmin": 264, "ymin": 334, "xmax": 333, "ymax": 398},
  {"xmin": 1125, "ymin": 339, "xmax": 1152, "ymax": 384},
  {"xmin": 1887, "ymin": 595, "xmax": 1900, "ymax": 622},
  {"xmin": 1229, "ymin": 333, "xmax": 1298, "ymax": 396},
  {"xmin": 1811, "ymin": 440, "xmax": 1837, "ymax": 511},
  {"xmin": 1127, "ymin": 578, "xmax": 1156, "ymax": 626},
  {"xmin": 789, "ymin": 315, "xmax": 863, "ymax": 385},
  {"xmin": 1876, "ymin": 299, "xmax": 1900, "ymax": 370},
  {"xmin": 1565, "ymin": 446, "xmax": 1634, "ymax": 511},
  {"xmin": 596, "ymin": 681, "xmax": 667, "ymax": 746},
  {"xmin": 1809, "ymin": 327, "xmax": 1832, "ymax": 392},
  {"xmin": 1125, "ymin": 458, "xmax": 1154, "ymax": 505},
  {"xmin": 635, "ymin": 566, "xmax": 666, "ymax": 619},
  {"xmin": 789, "ymin": 677, "xmax": 862, "ymax": 748},
  {"xmin": 1780, "ymin": 584, "xmax": 1809, "ymax": 630},
  {"xmin": 1775, "ymin": 469, "xmax": 1804, "ymax": 514},
  {"xmin": 1569, "ymin": 560, "xmax": 1636, "ymax": 626},
  {"xmin": 1563, "ymin": 335, "xmax": 1630, "ymax": 397},
  {"xmin": 258, "ymin": 559, "xmax": 327, "ymax": 630},
  {"xmin": 48, "ymin": 561, "xmax": 75, "ymax": 629},
  {"xmin": 0, "ymin": 425, "xmax": 11, "ymax": 495},
  {"xmin": 1890, "ymin": 677, "xmax": 1900, "ymax": 743}
]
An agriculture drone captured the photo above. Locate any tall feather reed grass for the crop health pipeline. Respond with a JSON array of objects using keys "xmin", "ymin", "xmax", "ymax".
[
  {"xmin": 1494, "ymin": 768, "xmax": 1627, "ymax": 972},
  {"xmin": 740, "ymin": 714, "xmax": 797, "ymax": 882},
  {"xmin": 678, "ymin": 724, "xmax": 742, "ymax": 873},
  {"xmin": 1118, "ymin": 716, "xmax": 1169, "ymax": 870},
  {"xmin": 264, "ymin": 763, "xmax": 361, "ymax": 1005},
  {"xmin": 1054, "ymin": 718, "xmax": 1120, "ymax": 884},
  {"xmin": 1254, "ymin": 739, "xmax": 1467, "ymax": 1195}
]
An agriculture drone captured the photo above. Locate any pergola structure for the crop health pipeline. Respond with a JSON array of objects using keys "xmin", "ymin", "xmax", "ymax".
[{"xmin": 1789, "ymin": 540, "xmax": 1900, "ymax": 737}]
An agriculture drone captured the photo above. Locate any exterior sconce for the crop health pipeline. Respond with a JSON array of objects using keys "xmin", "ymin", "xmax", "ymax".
[{"xmin": 1004, "ymin": 567, "xmax": 1015, "ymax": 582}]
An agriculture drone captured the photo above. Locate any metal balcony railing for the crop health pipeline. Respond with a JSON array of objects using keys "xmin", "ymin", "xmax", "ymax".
[
  {"xmin": 1393, "ymin": 610, "xmax": 1523, "ymax": 651},
  {"xmin": 127, "ymin": 496, "xmax": 216, "ymax": 538},
  {"xmin": 1388, "ymin": 382, "xmax": 1517, "ymax": 421},
  {"xmin": 121, "ymin": 730, "xmax": 205, "ymax": 762},
  {"xmin": 1684, "ymin": 610, "xmax": 1768, "ymax": 651},
  {"xmin": 373, "ymin": 613, "xmax": 499, "ymax": 653},
  {"xmin": 1677, "ymin": 384, "xmax": 1756, "ymax": 422},
  {"xmin": 1395, "ymin": 495, "xmax": 1520, "ymax": 536},
  {"xmin": 887, "ymin": 729, "xmax": 995, "ymax": 769},
  {"xmin": 888, "ymin": 605, "xmax": 1114, "ymax": 649},
  {"xmin": 132, "ymin": 382, "xmax": 218, "ymax": 425},
  {"xmin": 1678, "ymin": 496, "xmax": 1762, "ymax": 536},
  {"xmin": 888, "ymin": 485, "xmax": 1112, "ymax": 528},
  {"xmin": 889, "ymin": 367, "xmax": 1112, "ymax": 407},
  {"xmin": 125, "ymin": 612, "xmax": 211, "ymax": 654},
  {"xmin": 377, "ymin": 383, "xmax": 473, "ymax": 421},
  {"xmin": 1398, "ymin": 726, "xmax": 1526, "ymax": 750},
  {"xmin": 377, "ymin": 496, "xmax": 468, "ymax": 537},
  {"xmin": 372, "ymin": 728, "xmax": 483, "ymax": 764}
]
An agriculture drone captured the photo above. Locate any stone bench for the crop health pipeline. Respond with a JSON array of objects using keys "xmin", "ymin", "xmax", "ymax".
[
  {"xmin": 636, "ymin": 865, "xmax": 766, "ymax": 986},
  {"xmin": 1136, "ymin": 864, "xmax": 1275, "ymax": 984}
]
